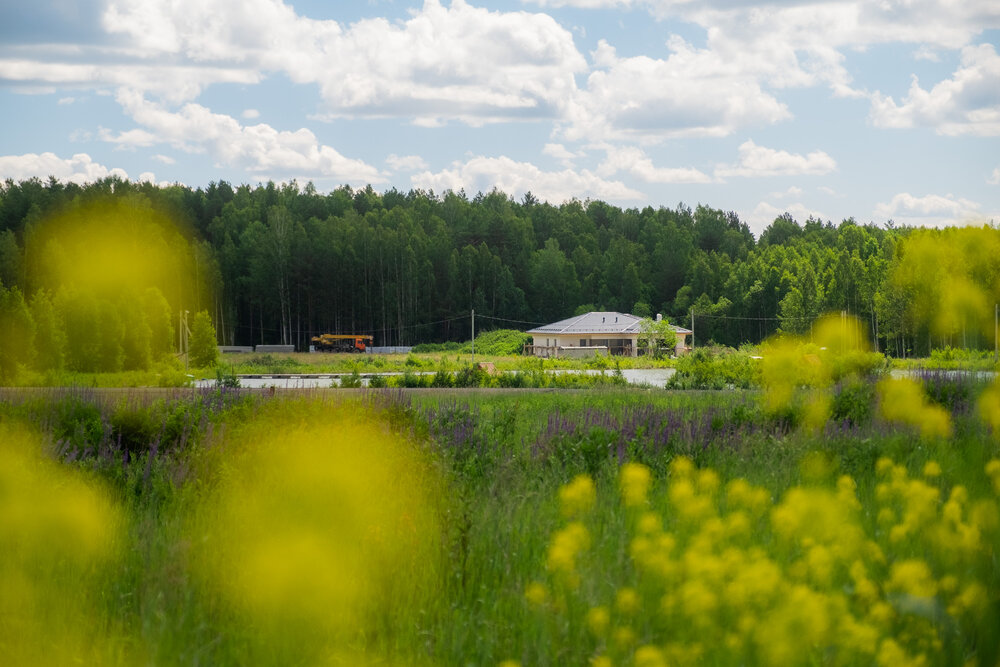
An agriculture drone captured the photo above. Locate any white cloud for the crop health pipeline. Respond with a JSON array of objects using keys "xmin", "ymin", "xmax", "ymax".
[
  {"xmin": 386, "ymin": 154, "xmax": 429, "ymax": 172},
  {"xmin": 101, "ymin": 90, "xmax": 385, "ymax": 184},
  {"xmin": 913, "ymin": 45, "xmax": 941, "ymax": 63},
  {"xmin": 873, "ymin": 192, "xmax": 988, "ymax": 226},
  {"xmin": 542, "ymin": 142, "xmax": 582, "ymax": 163},
  {"xmin": 0, "ymin": 152, "xmax": 129, "ymax": 184},
  {"xmin": 57, "ymin": 96, "xmax": 75, "ymax": 105},
  {"xmin": 0, "ymin": 58, "xmax": 260, "ymax": 105},
  {"xmin": 869, "ymin": 44, "xmax": 1000, "ymax": 136},
  {"xmin": 563, "ymin": 38, "xmax": 791, "ymax": 142},
  {"xmin": 242, "ymin": 109, "xmax": 260, "ymax": 120},
  {"xmin": 715, "ymin": 140, "xmax": 836, "ymax": 178},
  {"xmin": 770, "ymin": 186, "xmax": 804, "ymax": 199},
  {"xmin": 100, "ymin": 0, "xmax": 587, "ymax": 123},
  {"xmin": 597, "ymin": 145, "xmax": 711, "ymax": 184},
  {"xmin": 152, "ymin": 154, "xmax": 175, "ymax": 165},
  {"xmin": 989, "ymin": 168, "xmax": 1000, "ymax": 185},
  {"xmin": 411, "ymin": 155, "xmax": 643, "ymax": 204}
]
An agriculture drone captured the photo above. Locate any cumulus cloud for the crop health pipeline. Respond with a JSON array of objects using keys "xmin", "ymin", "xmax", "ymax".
[
  {"xmin": 873, "ymin": 192, "xmax": 988, "ymax": 226},
  {"xmin": 386, "ymin": 154, "xmax": 429, "ymax": 172},
  {"xmin": 563, "ymin": 39, "xmax": 790, "ymax": 141},
  {"xmin": 100, "ymin": 0, "xmax": 587, "ymax": 124},
  {"xmin": 989, "ymin": 168, "xmax": 1000, "ymax": 185},
  {"xmin": 0, "ymin": 152, "xmax": 129, "ymax": 184},
  {"xmin": 869, "ymin": 44, "xmax": 1000, "ymax": 136},
  {"xmin": 715, "ymin": 140, "xmax": 836, "ymax": 179},
  {"xmin": 411, "ymin": 155, "xmax": 643, "ymax": 204},
  {"xmin": 542, "ymin": 142, "xmax": 583, "ymax": 165},
  {"xmin": 101, "ymin": 90, "xmax": 384, "ymax": 184},
  {"xmin": 597, "ymin": 144, "xmax": 711, "ymax": 184}
]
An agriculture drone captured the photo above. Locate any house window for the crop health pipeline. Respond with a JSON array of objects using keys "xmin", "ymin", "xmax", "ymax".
[{"xmin": 580, "ymin": 339, "xmax": 587, "ymax": 347}]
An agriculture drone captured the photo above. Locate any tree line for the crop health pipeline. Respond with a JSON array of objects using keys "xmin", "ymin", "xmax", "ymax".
[{"xmin": 1, "ymin": 176, "xmax": 998, "ymax": 365}]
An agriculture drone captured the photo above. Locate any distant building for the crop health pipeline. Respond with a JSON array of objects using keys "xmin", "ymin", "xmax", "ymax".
[{"xmin": 526, "ymin": 311, "xmax": 692, "ymax": 358}]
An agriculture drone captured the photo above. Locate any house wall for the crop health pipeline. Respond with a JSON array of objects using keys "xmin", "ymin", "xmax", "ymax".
[{"xmin": 530, "ymin": 334, "xmax": 638, "ymax": 357}]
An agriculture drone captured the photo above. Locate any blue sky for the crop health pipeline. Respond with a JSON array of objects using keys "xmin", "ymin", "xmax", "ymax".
[{"xmin": 0, "ymin": 0, "xmax": 998, "ymax": 235}]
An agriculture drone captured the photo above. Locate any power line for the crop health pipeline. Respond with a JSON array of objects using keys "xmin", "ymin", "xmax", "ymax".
[
  {"xmin": 475, "ymin": 313, "xmax": 547, "ymax": 326},
  {"xmin": 692, "ymin": 312, "xmax": 818, "ymax": 322}
]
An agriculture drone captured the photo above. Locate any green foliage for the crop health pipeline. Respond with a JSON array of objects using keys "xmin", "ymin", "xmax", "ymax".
[
  {"xmin": 143, "ymin": 287, "xmax": 175, "ymax": 360},
  {"xmin": 667, "ymin": 347, "xmax": 759, "ymax": 389},
  {"xmin": 29, "ymin": 289, "xmax": 65, "ymax": 372},
  {"xmin": 637, "ymin": 317, "xmax": 677, "ymax": 359},
  {"xmin": 2, "ymin": 388, "xmax": 999, "ymax": 664},
  {"xmin": 0, "ymin": 284, "xmax": 35, "ymax": 381},
  {"xmin": 471, "ymin": 329, "xmax": 530, "ymax": 356},
  {"xmin": 215, "ymin": 365, "xmax": 241, "ymax": 389},
  {"xmin": 188, "ymin": 310, "xmax": 218, "ymax": 368},
  {"xmin": 5, "ymin": 175, "xmax": 1000, "ymax": 361},
  {"xmin": 830, "ymin": 378, "xmax": 876, "ymax": 425}
]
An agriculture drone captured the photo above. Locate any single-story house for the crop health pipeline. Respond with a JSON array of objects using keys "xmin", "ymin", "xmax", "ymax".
[{"xmin": 526, "ymin": 311, "xmax": 693, "ymax": 358}]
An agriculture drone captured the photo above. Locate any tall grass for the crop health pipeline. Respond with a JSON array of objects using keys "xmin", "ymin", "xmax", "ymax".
[{"xmin": 1, "ymin": 379, "xmax": 999, "ymax": 664}]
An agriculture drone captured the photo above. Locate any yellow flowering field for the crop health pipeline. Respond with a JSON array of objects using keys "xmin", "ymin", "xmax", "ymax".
[{"xmin": 518, "ymin": 455, "xmax": 1000, "ymax": 666}]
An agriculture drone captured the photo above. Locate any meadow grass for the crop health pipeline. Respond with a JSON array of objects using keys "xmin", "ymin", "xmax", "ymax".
[{"xmin": 1, "ymin": 380, "xmax": 999, "ymax": 665}]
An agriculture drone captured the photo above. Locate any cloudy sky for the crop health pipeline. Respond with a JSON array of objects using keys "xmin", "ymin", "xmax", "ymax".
[{"xmin": 1, "ymin": 0, "xmax": 998, "ymax": 235}]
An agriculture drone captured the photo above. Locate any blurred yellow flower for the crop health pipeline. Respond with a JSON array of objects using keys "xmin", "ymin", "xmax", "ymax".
[
  {"xmin": 560, "ymin": 474, "xmax": 596, "ymax": 518},
  {"xmin": 620, "ymin": 462, "xmax": 652, "ymax": 508}
]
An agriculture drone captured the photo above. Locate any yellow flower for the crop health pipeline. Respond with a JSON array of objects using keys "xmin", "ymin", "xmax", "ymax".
[
  {"xmin": 559, "ymin": 474, "xmax": 597, "ymax": 518},
  {"xmin": 612, "ymin": 626, "xmax": 636, "ymax": 650},
  {"xmin": 524, "ymin": 581, "xmax": 548, "ymax": 607},
  {"xmin": 634, "ymin": 644, "xmax": 667, "ymax": 667},
  {"xmin": 546, "ymin": 521, "xmax": 590, "ymax": 584},
  {"xmin": 620, "ymin": 463, "xmax": 652, "ymax": 508},
  {"xmin": 922, "ymin": 461, "xmax": 942, "ymax": 478},
  {"xmin": 586, "ymin": 606, "xmax": 610, "ymax": 637},
  {"xmin": 615, "ymin": 587, "xmax": 640, "ymax": 615},
  {"xmin": 878, "ymin": 377, "xmax": 952, "ymax": 439},
  {"xmin": 887, "ymin": 559, "xmax": 937, "ymax": 599},
  {"xmin": 637, "ymin": 511, "xmax": 662, "ymax": 535}
]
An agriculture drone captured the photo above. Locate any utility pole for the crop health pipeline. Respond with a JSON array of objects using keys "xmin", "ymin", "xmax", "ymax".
[
  {"xmin": 690, "ymin": 310, "xmax": 695, "ymax": 352},
  {"xmin": 179, "ymin": 310, "xmax": 190, "ymax": 371},
  {"xmin": 471, "ymin": 308, "xmax": 475, "ymax": 365}
]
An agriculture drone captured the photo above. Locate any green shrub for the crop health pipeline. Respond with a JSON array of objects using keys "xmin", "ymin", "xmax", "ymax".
[
  {"xmin": 668, "ymin": 347, "xmax": 759, "ymax": 389},
  {"xmin": 338, "ymin": 369, "xmax": 362, "ymax": 388},
  {"xmin": 431, "ymin": 369, "xmax": 454, "ymax": 388},
  {"xmin": 470, "ymin": 329, "xmax": 530, "ymax": 356},
  {"xmin": 188, "ymin": 310, "xmax": 218, "ymax": 368}
]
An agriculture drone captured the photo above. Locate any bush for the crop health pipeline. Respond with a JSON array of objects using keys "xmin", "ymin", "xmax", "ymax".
[
  {"xmin": 188, "ymin": 310, "xmax": 218, "ymax": 368},
  {"xmin": 431, "ymin": 369, "xmax": 454, "ymax": 388},
  {"xmin": 668, "ymin": 347, "xmax": 759, "ymax": 389},
  {"xmin": 471, "ymin": 329, "xmax": 530, "ymax": 356},
  {"xmin": 338, "ymin": 370, "xmax": 362, "ymax": 388}
]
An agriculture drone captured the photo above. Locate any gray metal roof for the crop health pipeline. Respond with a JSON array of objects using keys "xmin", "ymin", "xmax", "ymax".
[{"xmin": 527, "ymin": 311, "xmax": 693, "ymax": 336}]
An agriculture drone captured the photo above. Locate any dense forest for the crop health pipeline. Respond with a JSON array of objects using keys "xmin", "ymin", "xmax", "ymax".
[{"xmin": 1, "ymin": 176, "xmax": 998, "ymax": 371}]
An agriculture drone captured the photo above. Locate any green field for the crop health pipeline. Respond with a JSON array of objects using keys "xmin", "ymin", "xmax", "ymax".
[{"xmin": 1, "ymin": 376, "xmax": 999, "ymax": 666}]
